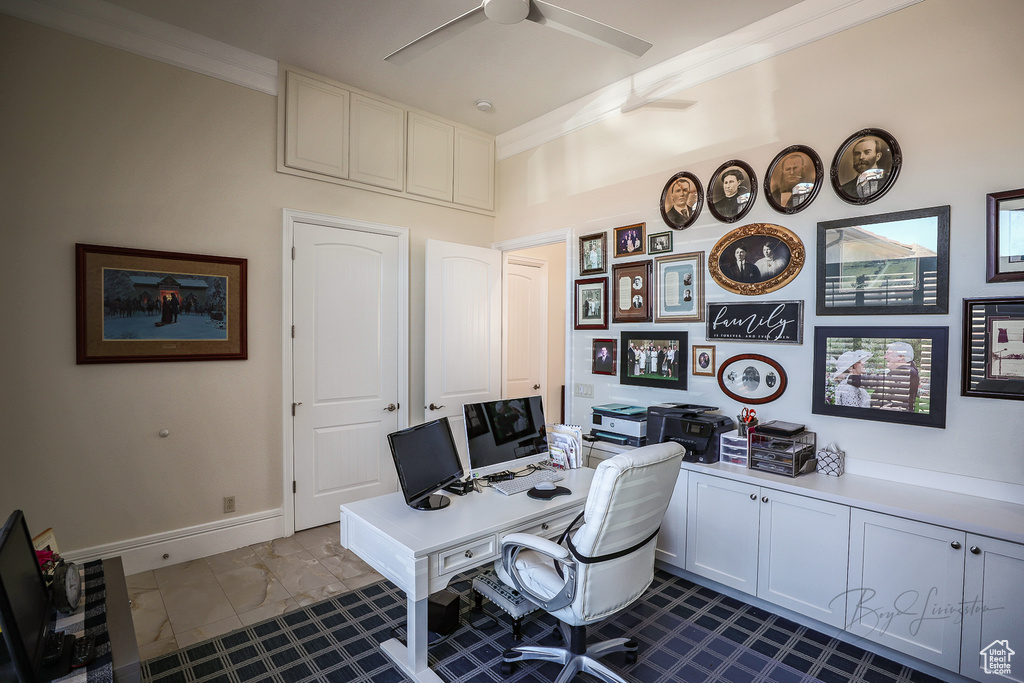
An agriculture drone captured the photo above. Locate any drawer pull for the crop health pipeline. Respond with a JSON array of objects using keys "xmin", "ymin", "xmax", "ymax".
[
  {"xmin": 464, "ymin": 550, "xmax": 473, "ymax": 558},
  {"xmin": 970, "ymin": 545, "xmax": 981, "ymax": 555},
  {"xmin": 761, "ymin": 496, "xmax": 768, "ymax": 503},
  {"xmin": 749, "ymin": 493, "xmax": 757, "ymax": 501},
  {"xmin": 541, "ymin": 523, "xmax": 549, "ymax": 531},
  {"xmin": 950, "ymin": 541, "xmax": 962, "ymax": 550}
]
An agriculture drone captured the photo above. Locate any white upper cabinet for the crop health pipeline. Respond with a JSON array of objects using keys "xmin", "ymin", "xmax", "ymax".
[
  {"xmin": 455, "ymin": 127, "xmax": 495, "ymax": 211},
  {"xmin": 407, "ymin": 112, "xmax": 454, "ymax": 202},
  {"xmin": 282, "ymin": 71, "xmax": 349, "ymax": 179},
  {"xmin": 349, "ymin": 93, "xmax": 405, "ymax": 191}
]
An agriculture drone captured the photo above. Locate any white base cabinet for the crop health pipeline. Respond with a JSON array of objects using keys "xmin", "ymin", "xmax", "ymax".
[
  {"xmin": 654, "ymin": 468, "xmax": 688, "ymax": 567},
  {"xmin": 960, "ymin": 535, "xmax": 1024, "ymax": 683}
]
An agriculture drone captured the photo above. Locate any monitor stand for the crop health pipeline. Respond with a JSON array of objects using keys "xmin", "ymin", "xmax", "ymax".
[{"xmin": 412, "ymin": 494, "xmax": 451, "ymax": 511}]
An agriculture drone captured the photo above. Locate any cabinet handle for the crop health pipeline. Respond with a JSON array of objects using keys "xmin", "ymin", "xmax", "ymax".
[
  {"xmin": 749, "ymin": 493, "xmax": 757, "ymax": 501},
  {"xmin": 761, "ymin": 496, "xmax": 769, "ymax": 503},
  {"xmin": 950, "ymin": 541, "xmax": 962, "ymax": 550},
  {"xmin": 464, "ymin": 550, "xmax": 473, "ymax": 558},
  {"xmin": 970, "ymin": 545, "xmax": 981, "ymax": 555}
]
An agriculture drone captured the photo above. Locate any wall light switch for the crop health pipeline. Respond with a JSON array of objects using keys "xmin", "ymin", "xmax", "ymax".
[{"xmin": 574, "ymin": 383, "xmax": 594, "ymax": 397}]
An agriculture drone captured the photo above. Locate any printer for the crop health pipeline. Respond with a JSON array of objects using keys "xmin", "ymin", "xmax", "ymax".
[
  {"xmin": 647, "ymin": 403, "xmax": 735, "ymax": 463},
  {"xmin": 590, "ymin": 403, "xmax": 647, "ymax": 447}
]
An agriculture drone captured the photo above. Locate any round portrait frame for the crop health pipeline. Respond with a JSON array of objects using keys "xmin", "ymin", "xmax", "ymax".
[
  {"xmin": 708, "ymin": 223, "xmax": 805, "ymax": 296},
  {"xmin": 830, "ymin": 128, "xmax": 902, "ymax": 205},
  {"xmin": 717, "ymin": 353, "xmax": 787, "ymax": 404},
  {"xmin": 764, "ymin": 145, "xmax": 823, "ymax": 215},
  {"xmin": 659, "ymin": 171, "xmax": 703, "ymax": 230},
  {"xmin": 708, "ymin": 160, "xmax": 757, "ymax": 224}
]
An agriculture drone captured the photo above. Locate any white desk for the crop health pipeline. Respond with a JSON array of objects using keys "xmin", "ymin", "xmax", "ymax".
[{"xmin": 339, "ymin": 467, "xmax": 595, "ymax": 683}]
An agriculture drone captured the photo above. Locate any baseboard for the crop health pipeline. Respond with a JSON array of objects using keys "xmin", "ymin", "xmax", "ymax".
[{"xmin": 64, "ymin": 508, "xmax": 285, "ymax": 576}]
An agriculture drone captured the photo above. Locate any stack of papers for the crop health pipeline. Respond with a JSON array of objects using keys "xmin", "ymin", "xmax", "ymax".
[{"xmin": 547, "ymin": 423, "xmax": 583, "ymax": 469}]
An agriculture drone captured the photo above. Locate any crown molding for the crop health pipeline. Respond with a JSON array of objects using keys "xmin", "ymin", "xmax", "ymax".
[
  {"xmin": 0, "ymin": 0, "xmax": 278, "ymax": 95},
  {"xmin": 495, "ymin": 0, "xmax": 922, "ymax": 160}
]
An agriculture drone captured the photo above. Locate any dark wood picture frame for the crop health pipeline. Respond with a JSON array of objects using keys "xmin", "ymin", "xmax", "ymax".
[
  {"xmin": 648, "ymin": 231, "xmax": 673, "ymax": 255},
  {"xmin": 764, "ymin": 145, "xmax": 823, "ymax": 214},
  {"xmin": 812, "ymin": 325, "xmax": 949, "ymax": 428},
  {"xmin": 708, "ymin": 160, "xmax": 757, "ymax": 223},
  {"xmin": 717, "ymin": 353, "xmax": 787, "ymax": 404},
  {"xmin": 75, "ymin": 243, "xmax": 247, "ymax": 364},
  {"xmin": 706, "ymin": 300, "xmax": 804, "ymax": 344},
  {"xmin": 614, "ymin": 223, "xmax": 646, "ymax": 257},
  {"xmin": 986, "ymin": 188, "xmax": 1024, "ymax": 283},
  {"xmin": 619, "ymin": 330, "xmax": 687, "ymax": 390},
  {"xmin": 612, "ymin": 260, "xmax": 653, "ymax": 324},
  {"xmin": 660, "ymin": 171, "xmax": 703, "ymax": 230},
  {"xmin": 579, "ymin": 231, "xmax": 608, "ymax": 276},
  {"xmin": 574, "ymin": 277, "xmax": 609, "ymax": 330},
  {"xmin": 816, "ymin": 205, "xmax": 950, "ymax": 316},
  {"xmin": 592, "ymin": 338, "xmax": 618, "ymax": 376},
  {"xmin": 962, "ymin": 297, "xmax": 1024, "ymax": 400},
  {"xmin": 830, "ymin": 128, "xmax": 902, "ymax": 205},
  {"xmin": 708, "ymin": 223, "xmax": 805, "ymax": 296},
  {"xmin": 692, "ymin": 344, "xmax": 716, "ymax": 377}
]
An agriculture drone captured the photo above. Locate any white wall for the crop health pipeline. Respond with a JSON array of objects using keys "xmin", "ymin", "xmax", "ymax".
[{"xmin": 495, "ymin": 0, "xmax": 1024, "ymax": 489}]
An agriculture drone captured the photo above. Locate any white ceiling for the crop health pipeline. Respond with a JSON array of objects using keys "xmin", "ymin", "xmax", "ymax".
[{"xmin": 96, "ymin": 0, "xmax": 807, "ymax": 136}]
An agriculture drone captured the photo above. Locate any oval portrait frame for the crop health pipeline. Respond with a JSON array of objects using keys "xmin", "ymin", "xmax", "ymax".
[
  {"xmin": 717, "ymin": 353, "xmax": 787, "ymax": 404},
  {"xmin": 659, "ymin": 171, "xmax": 703, "ymax": 230},
  {"xmin": 830, "ymin": 128, "xmax": 902, "ymax": 205},
  {"xmin": 764, "ymin": 145, "xmax": 823, "ymax": 215},
  {"xmin": 708, "ymin": 223, "xmax": 805, "ymax": 296},
  {"xmin": 708, "ymin": 160, "xmax": 757, "ymax": 224}
]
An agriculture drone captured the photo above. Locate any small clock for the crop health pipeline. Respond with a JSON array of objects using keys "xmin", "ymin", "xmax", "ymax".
[{"xmin": 52, "ymin": 561, "xmax": 82, "ymax": 614}]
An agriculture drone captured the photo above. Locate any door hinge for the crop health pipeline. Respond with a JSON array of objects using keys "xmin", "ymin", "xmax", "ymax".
[
  {"xmin": 292, "ymin": 402, "xmax": 302, "ymax": 416},
  {"xmin": 291, "ymin": 246, "xmax": 296, "ymax": 260},
  {"xmin": 292, "ymin": 481, "xmax": 296, "ymax": 494},
  {"xmin": 291, "ymin": 325, "xmax": 295, "ymax": 338}
]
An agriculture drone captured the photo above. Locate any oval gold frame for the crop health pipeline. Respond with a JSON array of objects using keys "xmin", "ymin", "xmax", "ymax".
[{"xmin": 708, "ymin": 223, "xmax": 805, "ymax": 296}]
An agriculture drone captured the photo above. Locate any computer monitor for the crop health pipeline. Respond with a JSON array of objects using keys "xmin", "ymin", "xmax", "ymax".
[
  {"xmin": 387, "ymin": 417, "xmax": 465, "ymax": 511},
  {"xmin": 462, "ymin": 395, "xmax": 549, "ymax": 479},
  {"xmin": 0, "ymin": 510, "xmax": 54, "ymax": 683}
]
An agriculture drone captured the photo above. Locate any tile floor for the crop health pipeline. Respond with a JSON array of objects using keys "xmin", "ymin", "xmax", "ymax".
[{"xmin": 125, "ymin": 522, "xmax": 384, "ymax": 662}]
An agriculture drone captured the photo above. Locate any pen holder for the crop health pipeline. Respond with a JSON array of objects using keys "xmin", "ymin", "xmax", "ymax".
[{"xmin": 737, "ymin": 417, "xmax": 757, "ymax": 437}]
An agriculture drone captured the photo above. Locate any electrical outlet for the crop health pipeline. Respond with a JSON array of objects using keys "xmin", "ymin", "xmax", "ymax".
[{"xmin": 223, "ymin": 496, "xmax": 236, "ymax": 514}]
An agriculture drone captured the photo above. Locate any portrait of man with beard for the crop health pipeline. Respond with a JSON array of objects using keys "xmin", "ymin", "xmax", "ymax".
[{"xmin": 833, "ymin": 130, "xmax": 900, "ymax": 204}]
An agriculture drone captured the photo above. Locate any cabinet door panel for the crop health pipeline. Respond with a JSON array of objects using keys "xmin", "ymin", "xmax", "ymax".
[
  {"xmin": 655, "ymin": 468, "xmax": 687, "ymax": 568},
  {"xmin": 454, "ymin": 128, "xmax": 495, "ymax": 210},
  {"xmin": 758, "ymin": 490, "xmax": 850, "ymax": 628},
  {"xmin": 848, "ymin": 509, "xmax": 965, "ymax": 670},
  {"xmin": 284, "ymin": 71, "xmax": 349, "ymax": 178},
  {"xmin": 685, "ymin": 473, "xmax": 759, "ymax": 592},
  {"xmin": 407, "ymin": 113, "xmax": 454, "ymax": 201},
  {"xmin": 350, "ymin": 94, "xmax": 405, "ymax": 190},
  {"xmin": 961, "ymin": 535, "xmax": 1024, "ymax": 682}
]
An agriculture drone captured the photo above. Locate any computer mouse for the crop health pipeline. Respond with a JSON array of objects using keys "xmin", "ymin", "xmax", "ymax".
[{"xmin": 534, "ymin": 481, "xmax": 558, "ymax": 491}]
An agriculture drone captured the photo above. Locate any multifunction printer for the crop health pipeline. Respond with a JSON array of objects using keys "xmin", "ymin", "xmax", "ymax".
[{"xmin": 647, "ymin": 403, "xmax": 735, "ymax": 463}]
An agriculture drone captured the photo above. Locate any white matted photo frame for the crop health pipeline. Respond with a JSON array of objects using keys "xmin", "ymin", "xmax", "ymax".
[
  {"xmin": 692, "ymin": 345, "xmax": 716, "ymax": 376},
  {"xmin": 654, "ymin": 251, "xmax": 703, "ymax": 323},
  {"xmin": 574, "ymin": 277, "xmax": 608, "ymax": 330}
]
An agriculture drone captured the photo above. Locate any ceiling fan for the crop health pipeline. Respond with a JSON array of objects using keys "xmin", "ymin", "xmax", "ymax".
[{"xmin": 384, "ymin": 0, "xmax": 652, "ymax": 64}]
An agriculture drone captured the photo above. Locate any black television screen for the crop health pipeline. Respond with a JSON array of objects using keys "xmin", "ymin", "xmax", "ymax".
[
  {"xmin": 0, "ymin": 510, "xmax": 54, "ymax": 682},
  {"xmin": 387, "ymin": 417, "xmax": 464, "ymax": 511}
]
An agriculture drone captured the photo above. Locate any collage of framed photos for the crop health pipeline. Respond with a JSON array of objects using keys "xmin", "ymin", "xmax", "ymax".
[{"xmin": 576, "ymin": 127, "xmax": 1024, "ymax": 428}]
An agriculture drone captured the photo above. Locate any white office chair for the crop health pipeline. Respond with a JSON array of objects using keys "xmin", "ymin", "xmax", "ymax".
[{"xmin": 496, "ymin": 441, "xmax": 685, "ymax": 682}]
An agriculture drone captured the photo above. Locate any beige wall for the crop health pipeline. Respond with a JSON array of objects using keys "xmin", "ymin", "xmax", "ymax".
[
  {"xmin": 0, "ymin": 17, "xmax": 495, "ymax": 549},
  {"xmin": 495, "ymin": 0, "xmax": 1024, "ymax": 486}
]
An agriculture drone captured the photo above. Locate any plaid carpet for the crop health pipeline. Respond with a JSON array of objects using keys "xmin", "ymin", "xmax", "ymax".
[{"xmin": 141, "ymin": 569, "xmax": 944, "ymax": 683}]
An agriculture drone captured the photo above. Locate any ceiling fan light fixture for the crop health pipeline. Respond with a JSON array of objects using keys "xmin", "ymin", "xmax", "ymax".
[
  {"xmin": 476, "ymin": 99, "xmax": 493, "ymax": 112},
  {"xmin": 483, "ymin": 0, "xmax": 530, "ymax": 24}
]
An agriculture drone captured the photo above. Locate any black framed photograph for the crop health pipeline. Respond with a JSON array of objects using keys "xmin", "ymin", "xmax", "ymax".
[
  {"xmin": 708, "ymin": 223, "xmax": 805, "ymax": 296},
  {"xmin": 708, "ymin": 160, "xmax": 757, "ymax": 223},
  {"xmin": 574, "ymin": 277, "xmax": 608, "ymax": 330},
  {"xmin": 592, "ymin": 338, "xmax": 618, "ymax": 376},
  {"xmin": 75, "ymin": 243, "xmax": 247, "ymax": 364},
  {"xmin": 764, "ymin": 145, "xmax": 823, "ymax": 214},
  {"xmin": 619, "ymin": 330, "xmax": 687, "ymax": 390},
  {"xmin": 830, "ymin": 128, "xmax": 902, "ymax": 205},
  {"xmin": 483, "ymin": 397, "xmax": 536, "ymax": 445},
  {"xmin": 612, "ymin": 260, "xmax": 653, "ymax": 324},
  {"xmin": 962, "ymin": 297, "xmax": 1024, "ymax": 400},
  {"xmin": 706, "ymin": 300, "xmax": 803, "ymax": 344},
  {"xmin": 614, "ymin": 223, "xmax": 646, "ymax": 257},
  {"xmin": 816, "ymin": 205, "xmax": 950, "ymax": 316},
  {"xmin": 812, "ymin": 326, "xmax": 949, "ymax": 428},
  {"xmin": 660, "ymin": 171, "xmax": 703, "ymax": 229},
  {"xmin": 692, "ymin": 344, "xmax": 716, "ymax": 377},
  {"xmin": 717, "ymin": 354, "xmax": 787, "ymax": 404},
  {"xmin": 986, "ymin": 188, "xmax": 1024, "ymax": 283},
  {"xmin": 654, "ymin": 252, "xmax": 703, "ymax": 323},
  {"xmin": 648, "ymin": 231, "xmax": 673, "ymax": 255},
  {"xmin": 579, "ymin": 231, "xmax": 608, "ymax": 276}
]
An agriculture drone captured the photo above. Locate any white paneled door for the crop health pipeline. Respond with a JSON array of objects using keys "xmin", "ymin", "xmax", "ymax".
[
  {"xmin": 424, "ymin": 240, "xmax": 502, "ymax": 466},
  {"xmin": 292, "ymin": 221, "xmax": 403, "ymax": 530},
  {"xmin": 502, "ymin": 254, "xmax": 548, "ymax": 403}
]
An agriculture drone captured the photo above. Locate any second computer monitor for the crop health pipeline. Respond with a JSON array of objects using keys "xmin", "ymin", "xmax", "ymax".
[{"xmin": 462, "ymin": 395, "xmax": 549, "ymax": 479}]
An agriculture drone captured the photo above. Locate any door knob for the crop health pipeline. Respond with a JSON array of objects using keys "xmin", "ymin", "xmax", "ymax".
[
  {"xmin": 533, "ymin": 384, "xmax": 541, "ymax": 390},
  {"xmin": 427, "ymin": 403, "xmax": 445, "ymax": 411},
  {"xmin": 383, "ymin": 403, "xmax": 399, "ymax": 412}
]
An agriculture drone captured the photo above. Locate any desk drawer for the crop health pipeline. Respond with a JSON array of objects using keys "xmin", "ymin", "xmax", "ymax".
[
  {"xmin": 434, "ymin": 534, "xmax": 497, "ymax": 577},
  {"xmin": 506, "ymin": 508, "xmax": 582, "ymax": 543}
]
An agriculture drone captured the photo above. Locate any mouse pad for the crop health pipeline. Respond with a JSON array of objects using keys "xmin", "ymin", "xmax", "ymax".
[{"xmin": 527, "ymin": 486, "xmax": 571, "ymax": 500}]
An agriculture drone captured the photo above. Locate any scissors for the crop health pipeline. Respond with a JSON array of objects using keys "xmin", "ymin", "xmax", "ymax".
[{"xmin": 741, "ymin": 408, "xmax": 757, "ymax": 424}]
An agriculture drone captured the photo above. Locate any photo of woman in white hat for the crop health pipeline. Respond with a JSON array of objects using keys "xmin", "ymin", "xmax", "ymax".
[{"xmin": 832, "ymin": 349, "xmax": 872, "ymax": 407}]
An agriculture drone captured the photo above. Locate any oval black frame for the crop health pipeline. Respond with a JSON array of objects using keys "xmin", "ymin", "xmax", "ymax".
[
  {"xmin": 764, "ymin": 145, "xmax": 823, "ymax": 215},
  {"xmin": 717, "ymin": 353, "xmax": 787, "ymax": 404},
  {"xmin": 708, "ymin": 160, "xmax": 757, "ymax": 223},
  {"xmin": 659, "ymin": 171, "xmax": 703, "ymax": 230},
  {"xmin": 830, "ymin": 128, "xmax": 902, "ymax": 205}
]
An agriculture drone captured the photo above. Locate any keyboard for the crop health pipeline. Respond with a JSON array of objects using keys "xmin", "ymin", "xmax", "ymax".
[{"xmin": 491, "ymin": 469, "xmax": 563, "ymax": 496}]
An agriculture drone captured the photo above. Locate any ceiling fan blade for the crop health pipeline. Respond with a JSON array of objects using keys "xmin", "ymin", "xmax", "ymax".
[
  {"xmin": 384, "ymin": 5, "xmax": 488, "ymax": 64},
  {"xmin": 527, "ymin": 0, "xmax": 652, "ymax": 58}
]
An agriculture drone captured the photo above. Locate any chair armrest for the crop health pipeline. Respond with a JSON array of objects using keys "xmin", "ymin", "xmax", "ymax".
[
  {"xmin": 501, "ymin": 533, "xmax": 576, "ymax": 613},
  {"xmin": 501, "ymin": 533, "xmax": 570, "ymax": 561}
]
